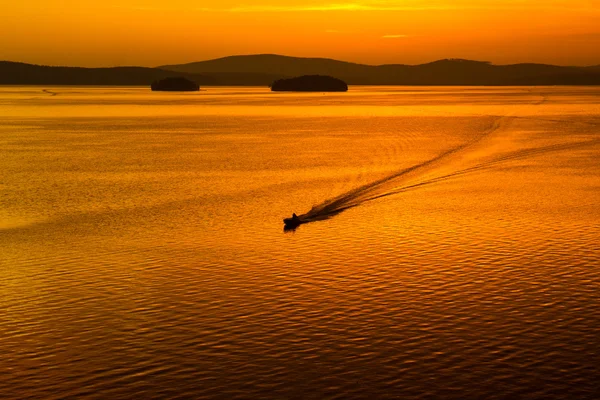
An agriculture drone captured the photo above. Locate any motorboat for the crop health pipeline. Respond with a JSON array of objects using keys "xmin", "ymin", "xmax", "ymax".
[{"xmin": 283, "ymin": 213, "xmax": 303, "ymax": 229}]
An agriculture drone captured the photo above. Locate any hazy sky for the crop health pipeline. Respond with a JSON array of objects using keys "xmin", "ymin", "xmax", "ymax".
[{"xmin": 1, "ymin": 0, "xmax": 599, "ymax": 66}]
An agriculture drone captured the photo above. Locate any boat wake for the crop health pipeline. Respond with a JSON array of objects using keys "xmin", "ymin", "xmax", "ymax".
[
  {"xmin": 284, "ymin": 98, "xmax": 599, "ymax": 230},
  {"xmin": 284, "ymin": 116, "xmax": 509, "ymax": 229}
]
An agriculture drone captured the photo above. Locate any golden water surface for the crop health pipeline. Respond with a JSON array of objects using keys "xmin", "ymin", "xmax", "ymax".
[{"xmin": 1, "ymin": 86, "xmax": 599, "ymax": 399}]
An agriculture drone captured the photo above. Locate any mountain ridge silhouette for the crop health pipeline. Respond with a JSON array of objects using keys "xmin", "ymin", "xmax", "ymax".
[
  {"xmin": 2, "ymin": 54, "xmax": 599, "ymax": 86},
  {"xmin": 159, "ymin": 54, "xmax": 600, "ymax": 85}
]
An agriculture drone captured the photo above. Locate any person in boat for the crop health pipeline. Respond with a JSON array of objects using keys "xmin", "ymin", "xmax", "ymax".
[{"xmin": 284, "ymin": 213, "xmax": 301, "ymax": 225}]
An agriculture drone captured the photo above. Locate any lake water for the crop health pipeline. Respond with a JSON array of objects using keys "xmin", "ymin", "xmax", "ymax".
[{"xmin": 1, "ymin": 86, "xmax": 599, "ymax": 399}]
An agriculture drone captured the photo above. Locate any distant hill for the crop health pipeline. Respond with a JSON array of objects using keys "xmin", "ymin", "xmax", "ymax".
[
  {"xmin": 2, "ymin": 55, "xmax": 600, "ymax": 86},
  {"xmin": 0, "ymin": 61, "xmax": 284, "ymax": 86},
  {"xmin": 161, "ymin": 54, "xmax": 373, "ymax": 80},
  {"xmin": 0, "ymin": 61, "xmax": 214, "ymax": 86}
]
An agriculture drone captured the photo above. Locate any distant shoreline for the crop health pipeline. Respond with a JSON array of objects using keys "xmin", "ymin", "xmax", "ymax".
[{"xmin": 2, "ymin": 55, "xmax": 600, "ymax": 86}]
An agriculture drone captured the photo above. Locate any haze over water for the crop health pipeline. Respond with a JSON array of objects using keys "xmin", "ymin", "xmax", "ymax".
[{"xmin": 1, "ymin": 86, "xmax": 599, "ymax": 399}]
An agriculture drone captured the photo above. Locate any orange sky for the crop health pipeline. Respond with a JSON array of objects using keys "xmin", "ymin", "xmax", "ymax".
[{"xmin": 1, "ymin": 0, "xmax": 599, "ymax": 66}]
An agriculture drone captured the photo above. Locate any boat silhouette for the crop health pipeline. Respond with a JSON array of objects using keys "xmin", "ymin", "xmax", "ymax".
[{"xmin": 283, "ymin": 213, "xmax": 304, "ymax": 230}]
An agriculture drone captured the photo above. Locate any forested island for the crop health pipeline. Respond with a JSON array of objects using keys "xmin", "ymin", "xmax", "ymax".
[
  {"xmin": 271, "ymin": 75, "xmax": 348, "ymax": 92},
  {"xmin": 151, "ymin": 77, "xmax": 199, "ymax": 91}
]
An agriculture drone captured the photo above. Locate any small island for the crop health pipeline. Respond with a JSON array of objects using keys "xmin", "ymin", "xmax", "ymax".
[
  {"xmin": 271, "ymin": 75, "xmax": 348, "ymax": 92},
  {"xmin": 151, "ymin": 77, "xmax": 200, "ymax": 91}
]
